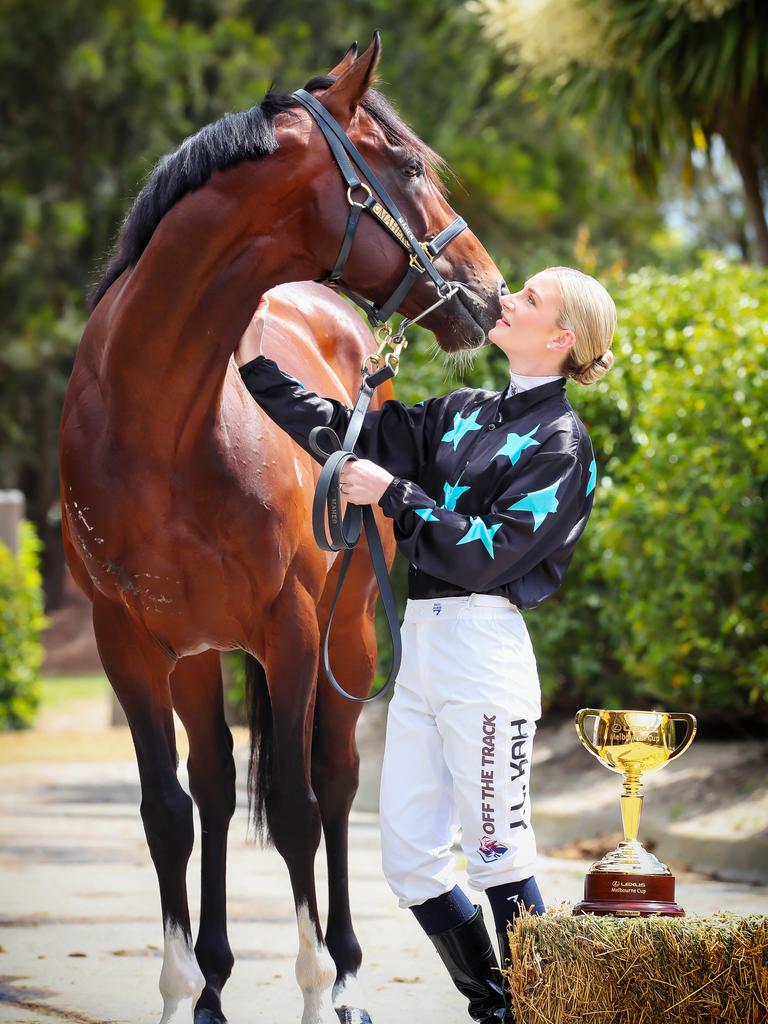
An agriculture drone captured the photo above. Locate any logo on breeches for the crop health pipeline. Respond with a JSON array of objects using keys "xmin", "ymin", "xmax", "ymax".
[
  {"xmin": 478, "ymin": 837, "xmax": 510, "ymax": 863},
  {"xmin": 432, "ymin": 602, "xmax": 442, "ymax": 616}
]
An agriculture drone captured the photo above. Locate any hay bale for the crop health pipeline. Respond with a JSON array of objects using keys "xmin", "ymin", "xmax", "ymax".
[{"xmin": 505, "ymin": 907, "xmax": 768, "ymax": 1023}]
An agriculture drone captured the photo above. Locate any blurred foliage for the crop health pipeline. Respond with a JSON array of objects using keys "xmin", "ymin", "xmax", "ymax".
[
  {"xmin": 475, "ymin": 0, "xmax": 768, "ymax": 265},
  {"xmin": 39, "ymin": 673, "xmax": 108, "ymax": 708},
  {"xmin": 223, "ymin": 649, "xmax": 246, "ymax": 722},
  {"xmin": 662, "ymin": 143, "xmax": 751, "ymax": 262},
  {"xmin": 0, "ymin": 522, "xmax": 46, "ymax": 730}
]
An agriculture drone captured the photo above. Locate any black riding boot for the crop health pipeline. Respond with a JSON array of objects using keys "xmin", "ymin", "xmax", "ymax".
[{"xmin": 427, "ymin": 906, "xmax": 506, "ymax": 1022}]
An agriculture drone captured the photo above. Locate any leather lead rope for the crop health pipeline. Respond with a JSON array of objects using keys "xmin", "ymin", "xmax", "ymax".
[{"xmin": 309, "ymin": 362, "xmax": 401, "ymax": 703}]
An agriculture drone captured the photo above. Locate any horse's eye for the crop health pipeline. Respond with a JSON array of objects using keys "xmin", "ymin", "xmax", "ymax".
[{"xmin": 402, "ymin": 161, "xmax": 422, "ymax": 179}]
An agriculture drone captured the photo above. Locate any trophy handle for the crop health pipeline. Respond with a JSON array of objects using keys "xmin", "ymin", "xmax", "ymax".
[
  {"xmin": 575, "ymin": 709, "xmax": 603, "ymax": 759},
  {"xmin": 668, "ymin": 713, "xmax": 697, "ymax": 762}
]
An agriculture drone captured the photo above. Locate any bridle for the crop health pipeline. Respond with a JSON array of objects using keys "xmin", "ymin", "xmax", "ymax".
[
  {"xmin": 292, "ymin": 89, "xmax": 467, "ymax": 339},
  {"xmin": 290, "ymin": 88, "xmax": 469, "ymax": 703}
]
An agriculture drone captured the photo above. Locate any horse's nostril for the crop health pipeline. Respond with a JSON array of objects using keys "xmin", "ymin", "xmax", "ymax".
[{"xmin": 499, "ymin": 281, "xmax": 510, "ymax": 296}]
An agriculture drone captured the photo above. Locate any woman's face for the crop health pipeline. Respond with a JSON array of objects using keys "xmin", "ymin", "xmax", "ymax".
[{"xmin": 487, "ymin": 271, "xmax": 569, "ymax": 370}]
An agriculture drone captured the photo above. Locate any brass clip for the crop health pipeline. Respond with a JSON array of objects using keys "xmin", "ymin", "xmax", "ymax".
[
  {"xmin": 363, "ymin": 329, "xmax": 408, "ymax": 377},
  {"xmin": 363, "ymin": 323, "xmax": 393, "ymax": 375},
  {"xmin": 384, "ymin": 335, "xmax": 408, "ymax": 374},
  {"xmin": 375, "ymin": 322, "xmax": 393, "ymax": 345}
]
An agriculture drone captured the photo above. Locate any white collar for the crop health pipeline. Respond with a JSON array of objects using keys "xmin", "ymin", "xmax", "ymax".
[{"xmin": 508, "ymin": 369, "xmax": 564, "ymax": 394}]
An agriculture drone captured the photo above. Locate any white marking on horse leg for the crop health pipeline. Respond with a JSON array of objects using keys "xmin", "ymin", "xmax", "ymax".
[
  {"xmin": 333, "ymin": 972, "xmax": 367, "ymax": 1012},
  {"xmin": 158, "ymin": 922, "xmax": 206, "ymax": 1024},
  {"xmin": 295, "ymin": 902, "xmax": 338, "ymax": 1024}
]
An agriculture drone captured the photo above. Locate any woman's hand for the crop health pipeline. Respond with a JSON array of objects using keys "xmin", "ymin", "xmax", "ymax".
[
  {"xmin": 235, "ymin": 296, "xmax": 269, "ymax": 367},
  {"xmin": 339, "ymin": 459, "xmax": 394, "ymax": 505}
]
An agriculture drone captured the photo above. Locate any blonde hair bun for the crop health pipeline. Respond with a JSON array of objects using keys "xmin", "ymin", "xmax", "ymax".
[{"xmin": 572, "ymin": 347, "xmax": 615, "ymax": 385}]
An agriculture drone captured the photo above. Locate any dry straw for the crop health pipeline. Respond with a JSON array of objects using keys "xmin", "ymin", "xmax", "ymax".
[{"xmin": 505, "ymin": 906, "xmax": 768, "ymax": 1023}]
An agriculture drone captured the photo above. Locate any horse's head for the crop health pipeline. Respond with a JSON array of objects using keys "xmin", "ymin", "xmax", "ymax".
[
  {"xmin": 283, "ymin": 35, "xmax": 506, "ymax": 352},
  {"xmin": 89, "ymin": 34, "xmax": 505, "ymax": 356}
]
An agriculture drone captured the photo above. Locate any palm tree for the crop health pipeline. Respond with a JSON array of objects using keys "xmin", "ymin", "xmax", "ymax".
[{"xmin": 479, "ymin": 0, "xmax": 768, "ymax": 264}]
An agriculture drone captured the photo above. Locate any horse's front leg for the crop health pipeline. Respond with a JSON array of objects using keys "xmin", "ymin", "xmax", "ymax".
[
  {"xmin": 258, "ymin": 580, "xmax": 338, "ymax": 1024},
  {"xmin": 312, "ymin": 587, "xmax": 380, "ymax": 1024},
  {"xmin": 170, "ymin": 650, "xmax": 236, "ymax": 1024},
  {"xmin": 92, "ymin": 594, "xmax": 205, "ymax": 1024}
]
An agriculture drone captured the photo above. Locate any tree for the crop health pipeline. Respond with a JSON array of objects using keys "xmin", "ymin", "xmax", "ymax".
[{"xmin": 475, "ymin": 0, "xmax": 768, "ymax": 264}]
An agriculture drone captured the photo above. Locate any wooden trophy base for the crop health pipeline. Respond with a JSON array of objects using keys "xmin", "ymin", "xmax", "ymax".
[{"xmin": 573, "ymin": 870, "xmax": 685, "ymax": 917}]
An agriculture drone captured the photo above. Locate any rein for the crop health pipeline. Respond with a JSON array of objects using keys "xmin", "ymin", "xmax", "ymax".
[{"xmin": 292, "ymin": 88, "xmax": 468, "ymax": 703}]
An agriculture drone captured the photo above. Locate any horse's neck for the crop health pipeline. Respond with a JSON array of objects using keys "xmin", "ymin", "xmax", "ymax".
[{"xmin": 100, "ymin": 174, "xmax": 316, "ymax": 449}]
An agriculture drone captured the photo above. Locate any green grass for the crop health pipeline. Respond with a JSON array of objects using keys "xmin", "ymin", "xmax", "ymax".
[{"xmin": 39, "ymin": 673, "xmax": 109, "ymax": 708}]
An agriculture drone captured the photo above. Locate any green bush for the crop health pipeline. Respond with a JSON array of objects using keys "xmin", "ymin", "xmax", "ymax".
[
  {"xmin": 0, "ymin": 520, "xmax": 45, "ymax": 729},
  {"xmin": 528, "ymin": 256, "xmax": 768, "ymax": 720}
]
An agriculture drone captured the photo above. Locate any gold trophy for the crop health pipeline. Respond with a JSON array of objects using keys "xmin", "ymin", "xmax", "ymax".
[{"xmin": 573, "ymin": 709, "xmax": 697, "ymax": 917}]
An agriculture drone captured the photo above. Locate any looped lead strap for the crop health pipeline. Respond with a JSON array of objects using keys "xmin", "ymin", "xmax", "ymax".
[{"xmin": 310, "ymin": 362, "xmax": 401, "ymax": 703}]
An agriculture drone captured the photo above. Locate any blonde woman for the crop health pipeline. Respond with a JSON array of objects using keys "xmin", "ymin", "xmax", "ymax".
[{"xmin": 236, "ymin": 267, "xmax": 616, "ymax": 1023}]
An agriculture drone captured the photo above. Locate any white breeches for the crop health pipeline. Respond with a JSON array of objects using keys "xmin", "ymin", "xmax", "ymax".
[{"xmin": 379, "ymin": 594, "xmax": 541, "ymax": 908}]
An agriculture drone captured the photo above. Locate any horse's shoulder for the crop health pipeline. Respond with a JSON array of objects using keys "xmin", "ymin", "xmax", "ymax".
[{"xmin": 263, "ymin": 282, "xmax": 375, "ymax": 401}]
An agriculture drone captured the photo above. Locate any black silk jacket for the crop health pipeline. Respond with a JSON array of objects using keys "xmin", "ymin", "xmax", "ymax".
[{"xmin": 239, "ymin": 355, "xmax": 597, "ymax": 609}]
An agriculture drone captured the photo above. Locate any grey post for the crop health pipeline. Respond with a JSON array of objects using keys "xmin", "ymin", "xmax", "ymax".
[{"xmin": 0, "ymin": 490, "xmax": 25, "ymax": 555}]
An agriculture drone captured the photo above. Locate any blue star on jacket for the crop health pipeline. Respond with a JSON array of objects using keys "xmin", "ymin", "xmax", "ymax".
[
  {"xmin": 414, "ymin": 507, "xmax": 439, "ymax": 522},
  {"xmin": 508, "ymin": 479, "xmax": 562, "ymax": 531},
  {"xmin": 492, "ymin": 424, "xmax": 541, "ymax": 466},
  {"xmin": 441, "ymin": 408, "xmax": 483, "ymax": 450},
  {"xmin": 586, "ymin": 458, "xmax": 597, "ymax": 496},
  {"xmin": 457, "ymin": 517, "xmax": 502, "ymax": 558},
  {"xmin": 441, "ymin": 480, "xmax": 471, "ymax": 511}
]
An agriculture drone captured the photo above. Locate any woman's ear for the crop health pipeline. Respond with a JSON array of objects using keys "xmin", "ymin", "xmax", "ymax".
[{"xmin": 548, "ymin": 330, "xmax": 575, "ymax": 353}]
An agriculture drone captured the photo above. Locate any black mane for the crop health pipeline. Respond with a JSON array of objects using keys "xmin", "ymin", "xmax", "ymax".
[{"xmin": 89, "ymin": 75, "xmax": 446, "ymax": 310}]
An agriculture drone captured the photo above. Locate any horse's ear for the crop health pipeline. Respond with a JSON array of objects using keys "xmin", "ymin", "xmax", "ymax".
[
  {"xmin": 327, "ymin": 41, "xmax": 358, "ymax": 78},
  {"xmin": 320, "ymin": 32, "xmax": 381, "ymax": 129}
]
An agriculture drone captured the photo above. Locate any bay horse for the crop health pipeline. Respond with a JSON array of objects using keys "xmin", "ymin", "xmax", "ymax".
[{"xmin": 59, "ymin": 35, "xmax": 504, "ymax": 1024}]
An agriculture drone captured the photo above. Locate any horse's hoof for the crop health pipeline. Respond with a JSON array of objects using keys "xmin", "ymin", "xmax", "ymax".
[
  {"xmin": 194, "ymin": 1009, "xmax": 227, "ymax": 1024},
  {"xmin": 335, "ymin": 1008, "xmax": 373, "ymax": 1024}
]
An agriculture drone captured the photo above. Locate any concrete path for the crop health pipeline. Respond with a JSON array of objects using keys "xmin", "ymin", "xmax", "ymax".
[{"xmin": 1, "ymin": 714, "xmax": 766, "ymax": 1024}]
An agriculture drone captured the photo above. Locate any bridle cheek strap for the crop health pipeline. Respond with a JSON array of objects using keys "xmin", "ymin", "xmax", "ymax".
[{"xmin": 291, "ymin": 88, "xmax": 466, "ymax": 327}]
